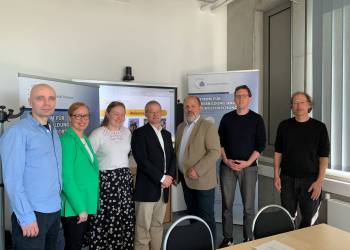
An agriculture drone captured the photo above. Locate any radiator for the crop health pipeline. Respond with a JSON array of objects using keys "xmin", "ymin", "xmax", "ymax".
[{"xmin": 327, "ymin": 198, "xmax": 350, "ymax": 232}]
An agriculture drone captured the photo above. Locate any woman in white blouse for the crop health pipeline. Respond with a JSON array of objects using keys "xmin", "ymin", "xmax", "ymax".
[{"xmin": 88, "ymin": 101, "xmax": 134, "ymax": 250}]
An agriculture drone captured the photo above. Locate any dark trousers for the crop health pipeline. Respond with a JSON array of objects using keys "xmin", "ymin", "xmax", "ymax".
[
  {"xmin": 11, "ymin": 211, "xmax": 60, "ymax": 250},
  {"xmin": 179, "ymin": 171, "xmax": 216, "ymax": 244},
  {"xmin": 61, "ymin": 216, "xmax": 89, "ymax": 250},
  {"xmin": 280, "ymin": 173, "xmax": 322, "ymax": 228},
  {"xmin": 220, "ymin": 164, "xmax": 258, "ymax": 241}
]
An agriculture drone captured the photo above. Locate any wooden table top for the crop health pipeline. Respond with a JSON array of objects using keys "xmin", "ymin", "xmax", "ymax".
[{"xmin": 221, "ymin": 224, "xmax": 350, "ymax": 250}]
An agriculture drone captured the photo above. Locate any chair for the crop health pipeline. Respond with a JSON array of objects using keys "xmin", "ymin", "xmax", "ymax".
[
  {"xmin": 252, "ymin": 204, "xmax": 295, "ymax": 240},
  {"xmin": 163, "ymin": 215, "xmax": 214, "ymax": 250}
]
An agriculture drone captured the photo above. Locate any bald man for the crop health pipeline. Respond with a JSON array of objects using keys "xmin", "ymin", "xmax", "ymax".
[{"xmin": 0, "ymin": 84, "xmax": 62, "ymax": 249}]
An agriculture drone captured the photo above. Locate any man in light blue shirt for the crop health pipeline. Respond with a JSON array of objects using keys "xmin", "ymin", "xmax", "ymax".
[{"xmin": 0, "ymin": 83, "xmax": 62, "ymax": 249}]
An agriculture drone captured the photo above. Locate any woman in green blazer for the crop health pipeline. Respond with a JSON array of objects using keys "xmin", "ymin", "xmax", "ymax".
[{"xmin": 60, "ymin": 102, "xmax": 99, "ymax": 250}]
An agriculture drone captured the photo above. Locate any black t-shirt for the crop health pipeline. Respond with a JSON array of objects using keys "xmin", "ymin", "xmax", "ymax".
[
  {"xmin": 275, "ymin": 117, "xmax": 330, "ymax": 178},
  {"xmin": 218, "ymin": 110, "xmax": 266, "ymax": 166}
]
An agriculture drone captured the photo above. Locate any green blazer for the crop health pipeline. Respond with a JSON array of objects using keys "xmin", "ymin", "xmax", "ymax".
[{"xmin": 60, "ymin": 127, "xmax": 99, "ymax": 217}]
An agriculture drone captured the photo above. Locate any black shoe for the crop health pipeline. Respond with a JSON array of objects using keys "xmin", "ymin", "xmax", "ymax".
[{"xmin": 219, "ymin": 238, "xmax": 234, "ymax": 248}]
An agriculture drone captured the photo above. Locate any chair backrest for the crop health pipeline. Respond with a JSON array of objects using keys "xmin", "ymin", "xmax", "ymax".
[
  {"xmin": 252, "ymin": 204, "xmax": 295, "ymax": 240},
  {"xmin": 163, "ymin": 215, "xmax": 214, "ymax": 250}
]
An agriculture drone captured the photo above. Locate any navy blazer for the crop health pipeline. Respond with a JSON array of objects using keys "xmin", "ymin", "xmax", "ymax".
[{"xmin": 131, "ymin": 123, "xmax": 176, "ymax": 202}]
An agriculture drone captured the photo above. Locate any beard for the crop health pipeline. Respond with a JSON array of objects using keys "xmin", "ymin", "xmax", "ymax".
[{"xmin": 185, "ymin": 113, "xmax": 198, "ymax": 123}]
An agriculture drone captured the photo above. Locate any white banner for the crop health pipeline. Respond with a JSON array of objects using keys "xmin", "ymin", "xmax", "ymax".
[{"xmin": 188, "ymin": 70, "xmax": 260, "ymax": 224}]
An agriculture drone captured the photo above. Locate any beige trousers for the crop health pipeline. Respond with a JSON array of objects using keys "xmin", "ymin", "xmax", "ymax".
[{"xmin": 134, "ymin": 191, "xmax": 167, "ymax": 250}]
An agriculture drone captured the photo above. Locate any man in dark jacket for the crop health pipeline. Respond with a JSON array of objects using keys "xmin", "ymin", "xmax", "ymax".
[{"xmin": 131, "ymin": 100, "xmax": 176, "ymax": 250}]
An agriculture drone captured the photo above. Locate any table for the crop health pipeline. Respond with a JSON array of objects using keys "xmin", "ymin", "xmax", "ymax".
[{"xmin": 221, "ymin": 224, "xmax": 350, "ymax": 250}]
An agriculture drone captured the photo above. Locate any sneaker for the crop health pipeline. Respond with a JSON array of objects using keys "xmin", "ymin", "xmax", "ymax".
[{"xmin": 219, "ymin": 238, "xmax": 234, "ymax": 248}]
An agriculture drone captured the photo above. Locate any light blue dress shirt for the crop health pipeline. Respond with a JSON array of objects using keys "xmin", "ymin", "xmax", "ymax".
[
  {"xmin": 178, "ymin": 115, "xmax": 200, "ymax": 173},
  {"xmin": 0, "ymin": 114, "xmax": 62, "ymax": 226}
]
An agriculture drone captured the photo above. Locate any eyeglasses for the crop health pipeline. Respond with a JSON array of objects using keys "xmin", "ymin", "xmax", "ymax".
[
  {"xmin": 72, "ymin": 114, "xmax": 90, "ymax": 120},
  {"xmin": 235, "ymin": 94, "xmax": 249, "ymax": 99}
]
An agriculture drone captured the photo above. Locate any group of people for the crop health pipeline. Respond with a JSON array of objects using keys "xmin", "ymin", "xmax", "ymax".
[{"xmin": 0, "ymin": 82, "xmax": 329, "ymax": 250}]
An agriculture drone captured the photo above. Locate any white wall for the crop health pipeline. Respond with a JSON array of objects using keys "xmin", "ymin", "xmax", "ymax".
[
  {"xmin": 0, "ymin": 0, "xmax": 227, "ymax": 230},
  {"xmin": 0, "ymin": 0, "xmax": 227, "ymax": 109}
]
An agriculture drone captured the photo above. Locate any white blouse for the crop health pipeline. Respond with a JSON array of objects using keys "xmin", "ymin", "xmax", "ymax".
[{"xmin": 89, "ymin": 126, "xmax": 131, "ymax": 171}]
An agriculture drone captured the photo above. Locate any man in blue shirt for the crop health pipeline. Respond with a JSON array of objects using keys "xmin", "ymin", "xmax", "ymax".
[{"xmin": 0, "ymin": 83, "xmax": 62, "ymax": 249}]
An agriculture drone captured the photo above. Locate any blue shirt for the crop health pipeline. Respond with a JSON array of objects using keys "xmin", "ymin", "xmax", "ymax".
[
  {"xmin": 178, "ymin": 115, "xmax": 200, "ymax": 173},
  {"xmin": 0, "ymin": 114, "xmax": 62, "ymax": 226}
]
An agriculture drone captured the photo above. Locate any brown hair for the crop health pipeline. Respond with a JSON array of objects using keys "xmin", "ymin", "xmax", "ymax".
[
  {"xmin": 290, "ymin": 91, "xmax": 313, "ymax": 113},
  {"xmin": 234, "ymin": 85, "xmax": 252, "ymax": 97},
  {"xmin": 68, "ymin": 102, "xmax": 90, "ymax": 116},
  {"xmin": 101, "ymin": 101, "xmax": 126, "ymax": 127}
]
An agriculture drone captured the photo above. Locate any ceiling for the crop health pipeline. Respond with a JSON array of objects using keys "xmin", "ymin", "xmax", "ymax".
[
  {"xmin": 197, "ymin": 0, "xmax": 291, "ymax": 12},
  {"xmin": 197, "ymin": 0, "xmax": 234, "ymax": 11},
  {"xmin": 198, "ymin": 0, "xmax": 219, "ymax": 3}
]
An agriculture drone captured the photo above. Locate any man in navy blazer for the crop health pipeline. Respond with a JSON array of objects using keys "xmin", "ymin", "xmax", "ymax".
[{"xmin": 131, "ymin": 100, "xmax": 176, "ymax": 250}]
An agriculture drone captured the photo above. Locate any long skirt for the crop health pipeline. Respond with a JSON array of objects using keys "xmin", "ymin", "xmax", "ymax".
[{"xmin": 89, "ymin": 168, "xmax": 135, "ymax": 250}]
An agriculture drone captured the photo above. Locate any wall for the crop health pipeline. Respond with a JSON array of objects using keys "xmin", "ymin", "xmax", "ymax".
[
  {"xmin": 227, "ymin": 0, "xmax": 291, "ymax": 114},
  {"xmin": 0, "ymin": 0, "xmax": 227, "ymax": 110},
  {"xmin": 227, "ymin": 0, "xmax": 255, "ymax": 70},
  {"xmin": 0, "ymin": 0, "xmax": 227, "ymax": 230}
]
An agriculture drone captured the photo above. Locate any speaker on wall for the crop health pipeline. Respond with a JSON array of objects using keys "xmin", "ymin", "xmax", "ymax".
[{"xmin": 123, "ymin": 66, "xmax": 134, "ymax": 81}]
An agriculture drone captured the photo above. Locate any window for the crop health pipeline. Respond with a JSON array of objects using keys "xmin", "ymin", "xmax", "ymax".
[{"xmin": 311, "ymin": 0, "xmax": 350, "ymax": 172}]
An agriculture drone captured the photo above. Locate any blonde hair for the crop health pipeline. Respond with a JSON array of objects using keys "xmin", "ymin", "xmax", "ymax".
[{"xmin": 68, "ymin": 102, "xmax": 90, "ymax": 116}]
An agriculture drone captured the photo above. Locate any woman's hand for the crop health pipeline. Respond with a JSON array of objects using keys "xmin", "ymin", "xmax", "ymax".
[{"xmin": 77, "ymin": 211, "xmax": 88, "ymax": 224}]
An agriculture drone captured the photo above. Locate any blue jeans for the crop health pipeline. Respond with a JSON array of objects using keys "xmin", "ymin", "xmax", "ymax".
[
  {"xmin": 179, "ymin": 171, "xmax": 216, "ymax": 244},
  {"xmin": 11, "ymin": 211, "xmax": 60, "ymax": 250}
]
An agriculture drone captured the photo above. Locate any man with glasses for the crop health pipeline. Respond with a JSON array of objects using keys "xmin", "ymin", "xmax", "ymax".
[
  {"xmin": 0, "ymin": 84, "xmax": 62, "ymax": 249},
  {"xmin": 274, "ymin": 91, "xmax": 330, "ymax": 228},
  {"xmin": 131, "ymin": 100, "xmax": 176, "ymax": 250},
  {"xmin": 218, "ymin": 85, "xmax": 266, "ymax": 247}
]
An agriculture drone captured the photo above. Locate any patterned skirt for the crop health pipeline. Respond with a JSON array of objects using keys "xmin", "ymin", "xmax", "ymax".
[{"xmin": 89, "ymin": 168, "xmax": 135, "ymax": 250}]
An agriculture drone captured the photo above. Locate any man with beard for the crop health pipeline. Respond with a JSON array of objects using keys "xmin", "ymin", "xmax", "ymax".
[{"xmin": 175, "ymin": 95, "xmax": 221, "ymax": 244}]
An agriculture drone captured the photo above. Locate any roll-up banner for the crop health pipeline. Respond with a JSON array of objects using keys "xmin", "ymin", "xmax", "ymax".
[{"xmin": 188, "ymin": 70, "xmax": 260, "ymax": 224}]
